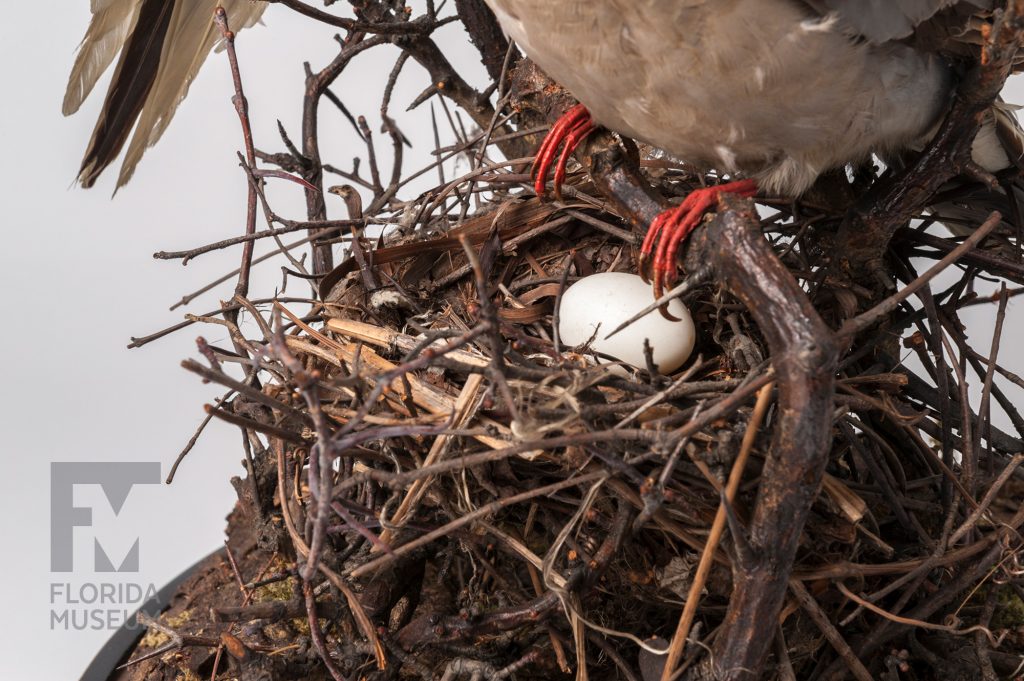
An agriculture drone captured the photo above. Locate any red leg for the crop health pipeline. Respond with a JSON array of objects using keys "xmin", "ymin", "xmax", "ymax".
[
  {"xmin": 639, "ymin": 179, "xmax": 758, "ymax": 304},
  {"xmin": 532, "ymin": 103, "xmax": 595, "ymax": 198}
]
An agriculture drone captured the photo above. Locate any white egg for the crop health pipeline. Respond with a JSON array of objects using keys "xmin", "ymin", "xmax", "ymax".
[{"xmin": 557, "ymin": 272, "xmax": 696, "ymax": 373}]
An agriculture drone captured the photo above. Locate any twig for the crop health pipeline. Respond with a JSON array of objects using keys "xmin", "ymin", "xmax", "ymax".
[{"xmin": 660, "ymin": 382, "xmax": 774, "ymax": 679}]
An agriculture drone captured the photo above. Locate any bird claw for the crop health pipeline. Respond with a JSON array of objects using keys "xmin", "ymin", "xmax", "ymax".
[
  {"xmin": 532, "ymin": 103, "xmax": 595, "ymax": 199},
  {"xmin": 639, "ymin": 179, "xmax": 758, "ymax": 308}
]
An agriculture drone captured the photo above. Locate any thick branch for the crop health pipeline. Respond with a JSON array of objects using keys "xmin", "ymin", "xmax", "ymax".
[
  {"xmin": 686, "ymin": 196, "xmax": 838, "ymax": 681},
  {"xmin": 834, "ymin": 8, "xmax": 1022, "ymax": 281},
  {"xmin": 582, "ymin": 131, "xmax": 838, "ymax": 680},
  {"xmin": 455, "ymin": 0, "xmax": 517, "ymax": 83}
]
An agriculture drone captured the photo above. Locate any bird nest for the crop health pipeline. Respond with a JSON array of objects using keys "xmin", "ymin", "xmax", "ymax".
[{"xmin": 117, "ymin": 3, "xmax": 1024, "ymax": 681}]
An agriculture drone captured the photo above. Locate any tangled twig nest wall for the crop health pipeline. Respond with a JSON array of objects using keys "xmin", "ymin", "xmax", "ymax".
[{"xmin": 116, "ymin": 2, "xmax": 1024, "ymax": 680}]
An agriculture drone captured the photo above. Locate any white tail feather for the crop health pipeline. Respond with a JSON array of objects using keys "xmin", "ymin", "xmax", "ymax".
[
  {"xmin": 115, "ymin": 0, "xmax": 266, "ymax": 188},
  {"xmin": 62, "ymin": 0, "xmax": 139, "ymax": 116}
]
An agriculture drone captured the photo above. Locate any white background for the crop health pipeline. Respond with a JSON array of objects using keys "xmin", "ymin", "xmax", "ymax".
[{"xmin": 1, "ymin": 3, "xmax": 1023, "ymax": 680}]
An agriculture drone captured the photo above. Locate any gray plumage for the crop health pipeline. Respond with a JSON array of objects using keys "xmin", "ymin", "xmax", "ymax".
[
  {"xmin": 807, "ymin": 0, "xmax": 990, "ymax": 42},
  {"xmin": 484, "ymin": 0, "xmax": 1020, "ymax": 199}
]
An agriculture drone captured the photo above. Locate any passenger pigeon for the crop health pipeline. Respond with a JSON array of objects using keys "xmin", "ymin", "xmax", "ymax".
[{"xmin": 483, "ymin": 0, "xmax": 1024, "ymax": 294}]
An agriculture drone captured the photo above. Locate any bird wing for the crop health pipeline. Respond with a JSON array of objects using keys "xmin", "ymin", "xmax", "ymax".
[
  {"xmin": 799, "ymin": 0, "xmax": 991, "ymax": 43},
  {"xmin": 68, "ymin": 0, "xmax": 266, "ymax": 189}
]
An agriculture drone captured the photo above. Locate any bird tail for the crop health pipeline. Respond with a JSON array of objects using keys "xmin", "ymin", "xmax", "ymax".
[
  {"xmin": 928, "ymin": 100, "xmax": 1024, "ymax": 262},
  {"xmin": 65, "ymin": 0, "xmax": 266, "ymax": 190}
]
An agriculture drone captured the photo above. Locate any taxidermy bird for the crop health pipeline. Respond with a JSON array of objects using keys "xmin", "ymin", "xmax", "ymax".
[
  {"xmin": 483, "ymin": 0, "xmax": 1024, "ymax": 294},
  {"xmin": 63, "ymin": 0, "xmax": 266, "ymax": 189}
]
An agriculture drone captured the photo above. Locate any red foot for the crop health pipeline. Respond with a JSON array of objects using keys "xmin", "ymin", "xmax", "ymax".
[
  {"xmin": 532, "ymin": 103, "xmax": 595, "ymax": 199},
  {"xmin": 639, "ymin": 179, "xmax": 758, "ymax": 304}
]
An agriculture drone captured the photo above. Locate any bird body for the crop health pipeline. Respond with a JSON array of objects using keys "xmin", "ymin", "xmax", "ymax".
[{"xmin": 485, "ymin": 0, "xmax": 1012, "ymax": 195}]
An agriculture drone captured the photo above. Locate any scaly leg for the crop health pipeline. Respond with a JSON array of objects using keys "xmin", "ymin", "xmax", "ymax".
[
  {"xmin": 639, "ymin": 179, "xmax": 758, "ymax": 304},
  {"xmin": 531, "ymin": 103, "xmax": 595, "ymax": 199},
  {"xmin": 534, "ymin": 109, "xmax": 756, "ymax": 310}
]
